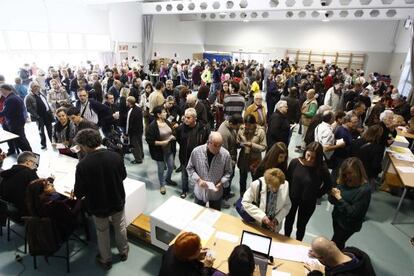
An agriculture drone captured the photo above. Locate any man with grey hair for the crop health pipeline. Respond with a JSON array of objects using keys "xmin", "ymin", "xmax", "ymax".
[
  {"xmin": 305, "ymin": 236, "xmax": 375, "ymax": 275},
  {"xmin": 268, "ymin": 100, "xmax": 290, "ymax": 149},
  {"xmin": 379, "ymin": 109, "xmax": 396, "ymax": 149},
  {"xmin": 315, "ymin": 110, "xmax": 345, "ymax": 159},
  {"xmin": 187, "ymin": 132, "xmax": 232, "ymax": 210},
  {"xmin": 0, "ymin": 151, "xmax": 39, "ymax": 216},
  {"xmin": 25, "ymin": 81, "xmax": 54, "ymax": 149},
  {"xmin": 176, "ymin": 107, "xmax": 210, "ymax": 199},
  {"xmin": 186, "ymin": 93, "xmax": 208, "ymax": 125}
]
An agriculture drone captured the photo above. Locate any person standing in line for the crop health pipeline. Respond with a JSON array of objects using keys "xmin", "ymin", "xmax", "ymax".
[
  {"xmin": 25, "ymin": 81, "xmax": 54, "ymax": 149},
  {"xmin": 253, "ymin": 142, "xmax": 288, "ymax": 181},
  {"xmin": 0, "ymin": 84, "xmax": 32, "ymax": 154},
  {"xmin": 329, "ymin": 157, "xmax": 371, "ymax": 250},
  {"xmin": 297, "ymin": 89, "xmax": 318, "ymax": 152},
  {"xmin": 74, "ymin": 129, "xmax": 129, "ymax": 270},
  {"xmin": 284, "ymin": 142, "xmax": 332, "ymax": 241},
  {"xmin": 187, "ymin": 132, "xmax": 232, "ymax": 211},
  {"xmin": 124, "ymin": 96, "xmax": 143, "ymax": 164}
]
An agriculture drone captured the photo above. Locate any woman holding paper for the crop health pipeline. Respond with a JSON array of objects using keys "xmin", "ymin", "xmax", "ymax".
[
  {"xmin": 241, "ymin": 168, "xmax": 291, "ymax": 233},
  {"xmin": 329, "ymin": 157, "xmax": 371, "ymax": 250}
]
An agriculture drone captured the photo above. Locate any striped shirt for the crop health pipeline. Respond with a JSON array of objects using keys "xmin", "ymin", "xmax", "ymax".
[{"xmin": 223, "ymin": 93, "xmax": 245, "ymax": 119}]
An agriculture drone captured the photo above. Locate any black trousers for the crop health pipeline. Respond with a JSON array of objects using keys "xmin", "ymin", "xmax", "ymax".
[
  {"xmin": 284, "ymin": 197, "xmax": 317, "ymax": 241},
  {"xmin": 6, "ymin": 123, "xmax": 32, "ymax": 152},
  {"xmin": 194, "ymin": 197, "xmax": 221, "ymax": 211},
  {"xmin": 37, "ymin": 118, "xmax": 53, "ymax": 147},
  {"xmin": 332, "ymin": 220, "xmax": 355, "ymax": 250},
  {"xmin": 239, "ymin": 166, "xmax": 253, "ymax": 197},
  {"xmin": 129, "ymin": 134, "xmax": 143, "ymax": 162}
]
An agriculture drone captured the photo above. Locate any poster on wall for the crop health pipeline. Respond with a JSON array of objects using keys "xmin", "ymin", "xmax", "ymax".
[{"xmin": 118, "ymin": 44, "xmax": 128, "ymax": 52}]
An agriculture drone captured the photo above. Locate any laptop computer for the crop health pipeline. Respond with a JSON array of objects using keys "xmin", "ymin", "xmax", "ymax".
[{"xmin": 240, "ymin": 230, "xmax": 272, "ymax": 276}]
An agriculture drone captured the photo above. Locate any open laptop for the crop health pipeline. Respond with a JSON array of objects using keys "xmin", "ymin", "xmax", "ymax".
[{"xmin": 240, "ymin": 230, "xmax": 272, "ymax": 276}]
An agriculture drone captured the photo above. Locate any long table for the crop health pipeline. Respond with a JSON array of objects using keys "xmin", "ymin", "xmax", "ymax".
[
  {"xmin": 152, "ymin": 196, "xmax": 314, "ymax": 276},
  {"xmin": 37, "ymin": 150, "xmax": 146, "ymax": 225},
  {"xmin": 384, "ymin": 146, "xmax": 414, "ymax": 224}
]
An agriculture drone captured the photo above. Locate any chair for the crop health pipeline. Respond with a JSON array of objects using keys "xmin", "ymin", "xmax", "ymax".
[
  {"xmin": 0, "ymin": 198, "xmax": 27, "ymax": 253},
  {"xmin": 23, "ymin": 215, "xmax": 88, "ymax": 273}
]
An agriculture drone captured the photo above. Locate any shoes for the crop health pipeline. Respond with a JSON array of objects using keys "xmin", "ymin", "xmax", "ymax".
[
  {"xmin": 131, "ymin": 160, "xmax": 143, "ymax": 164},
  {"xmin": 166, "ymin": 179, "xmax": 178, "ymax": 186},
  {"xmin": 224, "ymin": 192, "xmax": 235, "ymax": 201},
  {"xmin": 160, "ymin": 186, "xmax": 166, "ymax": 195},
  {"xmin": 96, "ymin": 254, "xmax": 112, "ymax": 270},
  {"xmin": 222, "ymin": 202, "xmax": 231, "ymax": 209},
  {"xmin": 120, "ymin": 253, "xmax": 128, "ymax": 262},
  {"xmin": 175, "ymin": 165, "xmax": 183, "ymax": 173},
  {"xmin": 180, "ymin": 192, "xmax": 187, "ymax": 199},
  {"xmin": 41, "ymin": 145, "xmax": 47, "ymax": 150}
]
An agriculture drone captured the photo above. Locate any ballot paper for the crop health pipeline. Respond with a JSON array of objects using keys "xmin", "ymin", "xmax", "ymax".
[
  {"xmin": 205, "ymin": 181, "xmax": 218, "ymax": 191},
  {"xmin": 336, "ymin": 138, "xmax": 344, "ymax": 145},
  {"xmin": 215, "ymin": 231, "xmax": 239, "ymax": 243},
  {"xmin": 396, "ymin": 166, "xmax": 414, "ymax": 174},
  {"xmin": 54, "ymin": 143, "xmax": 67, "ymax": 149},
  {"xmin": 270, "ymin": 242, "xmax": 318, "ymax": 263},
  {"xmin": 184, "ymin": 220, "xmax": 215, "ymax": 247},
  {"xmin": 272, "ymin": 271, "xmax": 291, "ymax": 276},
  {"xmin": 393, "ymin": 153, "xmax": 414, "ymax": 162},
  {"xmin": 195, "ymin": 208, "xmax": 221, "ymax": 226}
]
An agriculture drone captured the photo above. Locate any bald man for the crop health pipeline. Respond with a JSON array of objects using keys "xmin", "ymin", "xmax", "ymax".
[
  {"xmin": 186, "ymin": 132, "xmax": 232, "ymax": 211},
  {"xmin": 305, "ymin": 236, "xmax": 376, "ymax": 276}
]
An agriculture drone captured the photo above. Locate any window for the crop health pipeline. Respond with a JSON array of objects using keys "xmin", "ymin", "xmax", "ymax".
[
  {"xmin": 398, "ymin": 48, "xmax": 412, "ymax": 98},
  {"xmin": 30, "ymin": 32, "xmax": 50, "ymax": 50},
  {"xmin": 68, "ymin": 34, "xmax": 83, "ymax": 49},
  {"xmin": 7, "ymin": 31, "xmax": 31, "ymax": 50},
  {"xmin": 51, "ymin": 33, "xmax": 69, "ymax": 50},
  {"xmin": 85, "ymin": 34, "xmax": 110, "ymax": 51}
]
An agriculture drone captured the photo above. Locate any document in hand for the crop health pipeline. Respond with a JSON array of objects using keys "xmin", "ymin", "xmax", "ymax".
[{"xmin": 205, "ymin": 181, "xmax": 218, "ymax": 191}]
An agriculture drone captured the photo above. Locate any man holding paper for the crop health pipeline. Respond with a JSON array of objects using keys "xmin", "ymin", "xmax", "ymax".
[{"xmin": 187, "ymin": 132, "xmax": 232, "ymax": 211}]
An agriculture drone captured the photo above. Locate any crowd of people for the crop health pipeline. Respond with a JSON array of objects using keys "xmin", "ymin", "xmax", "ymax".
[{"xmin": 1, "ymin": 56, "xmax": 413, "ymax": 273}]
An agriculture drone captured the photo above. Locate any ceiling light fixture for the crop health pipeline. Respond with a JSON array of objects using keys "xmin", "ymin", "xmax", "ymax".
[{"xmin": 243, "ymin": 19, "xmax": 250, "ymax": 22}]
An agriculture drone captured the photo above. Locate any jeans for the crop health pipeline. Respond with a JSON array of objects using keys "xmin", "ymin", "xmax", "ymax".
[
  {"xmin": 181, "ymin": 166, "xmax": 189, "ymax": 193},
  {"xmin": 156, "ymin": 151, "xmax": 174, "ymax": 187},
  {"xmin": 284, "ymin": 197, "xmax": 317, "ymax": 241},
  {"xmin": 92, "ymin": 209, "xmax": 129, "ymax": 263},
  {"xmin": 194, "ymin": 197, "xmax": 221, "ymax": 211},
  {"xmin": 208, "ymin": 82, "xmax": 220, "ymax": 103}
]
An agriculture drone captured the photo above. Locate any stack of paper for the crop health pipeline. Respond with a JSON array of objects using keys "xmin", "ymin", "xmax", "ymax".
[
  {"xmin": 184, "ymin": 220, "xmax": 215, "ymax": 247},
  {"xmin": 270, "ymin": 242, "xmax": 318, "ymax": 263}
]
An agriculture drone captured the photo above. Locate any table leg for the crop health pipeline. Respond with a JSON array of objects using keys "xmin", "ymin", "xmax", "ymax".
[
  {"xmin": 380, "ymin": 155, "xmax": 391, "ymax": 184},
  {"xmin": 392, "ymin": 187, "xmax": 407, "ymax": 224}
]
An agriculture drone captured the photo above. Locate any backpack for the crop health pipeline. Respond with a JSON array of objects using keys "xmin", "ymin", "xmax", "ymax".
[{"xmin": 235, "ymin": 179, "xmax": 262, "ymax": 223}]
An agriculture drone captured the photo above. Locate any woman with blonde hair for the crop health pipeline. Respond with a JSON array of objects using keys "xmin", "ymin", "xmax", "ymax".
[
  {"xmin": 329, "ymin": 157, "xmax": 371, "ymax": 249},
  {"xmin": 241, "ymin": 168, "xmax": 291, "ymax": 233}
]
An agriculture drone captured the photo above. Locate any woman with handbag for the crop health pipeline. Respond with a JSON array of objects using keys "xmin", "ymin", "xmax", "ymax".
[
  {"xmin": 240, "ymin": 168, "xmax": 291, "ymax": 233},
  {"xmin": 237, "ymin": 115, "xmax": 266, "ymax": 197}
]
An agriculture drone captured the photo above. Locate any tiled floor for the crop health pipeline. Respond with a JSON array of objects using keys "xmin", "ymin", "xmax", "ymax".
[{"xmin": 1, "ymin": 122, "xmax": 413, "ymax": 276}]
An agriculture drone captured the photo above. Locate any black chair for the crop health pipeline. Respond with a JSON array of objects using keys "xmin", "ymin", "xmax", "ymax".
[{"xmin": 0, "ymin": 198, "xmax": 27, "ymax": 253}]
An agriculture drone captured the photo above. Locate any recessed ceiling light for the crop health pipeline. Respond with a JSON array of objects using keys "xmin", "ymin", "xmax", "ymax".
[
  {"xmin": 322, "ymin": 18, "xmax": 330, "ymax": 22},
  {"xmin": 219, "ymin": 12, "xmax": 227, "ymax": 15},
  {"xmin": 243, "ymin": 19, "xmax": 250, "ymax": 22}
]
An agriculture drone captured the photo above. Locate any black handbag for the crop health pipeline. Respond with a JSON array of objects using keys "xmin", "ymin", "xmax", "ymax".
[{"xmin": 235, "ymin": 179, "xmax": 262, "ymax": 223}]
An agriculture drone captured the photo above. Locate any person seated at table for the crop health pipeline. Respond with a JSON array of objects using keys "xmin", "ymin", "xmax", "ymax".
[
  {"xmin": 158, "ymin": 232, "xmax": 215, "ymax": 276},
  {"xmin": 26, "ymin": 178, "xmax": 81, "ymax": 241},
  {"xmin": 0, "ymin": 151, "xmax": 39, "ymax": 217},
  {"xmin": 305, "ymin": 236, "xmax": 376, "ymax": 276},
  {"xmin": 52, "ymin": 107, "xmax": 76, "ymax": 147},
  {"xmin": 212, "ymin": 245, "xmax": 256, "ymax": 276},
  {"xmin": 241, "ymin": 168, "xmax": 291, "ymax": 233},
  {"xmin": 407, "ymin": 106, "xmax": 414, "ymax": 133}
]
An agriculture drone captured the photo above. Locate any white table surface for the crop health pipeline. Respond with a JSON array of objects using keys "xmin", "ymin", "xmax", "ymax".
[{"xmin": 0, "ymin": 129, "xmax": 19, "ymax": 143}]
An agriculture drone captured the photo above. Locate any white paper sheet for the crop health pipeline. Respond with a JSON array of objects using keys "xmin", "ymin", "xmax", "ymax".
[
  {"xmin": 184, "ymin": 220, "xmax": 215, "ymax": 245},
  {"xmin": 215, "ymin": 231, "xmax": 239, "ymax": 243},
  {"xmin": 272, "ymin": 271, "xmax": 291, "ymax": 276},
  {"xmin": 393, "ymin": 153, "xmax": 414, "ymax": 162},
  {"xmin": 396, "ymin": 166, "xmax": 414, "ymax": 174},
  {"xmin": 195, "ymin": 209, "xmax": 221, "ymax": 226},
  {"xmin": 270, "ymin": 242, "xmax": 318, "ymax": 263},
  {"xmin": 205, "ymin": 181, "xmax": 218, "ymax": 191}
]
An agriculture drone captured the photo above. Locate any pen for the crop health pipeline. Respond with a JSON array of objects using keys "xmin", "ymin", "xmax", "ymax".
[{"xmin": 273, "ymin": 263, "xmax": 283, "ymax": 270}]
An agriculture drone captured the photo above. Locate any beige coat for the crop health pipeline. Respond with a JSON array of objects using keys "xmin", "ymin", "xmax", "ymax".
[
  {"xmin": 241, "ymin": 177, "xmax": 291, "ymax": 233},
  {"xmin": 237, "ymin": 125, "xmax": 266, "ymax": 170}
]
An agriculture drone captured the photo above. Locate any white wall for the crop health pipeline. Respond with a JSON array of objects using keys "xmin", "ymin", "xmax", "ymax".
[
  {"xmin": 389, "ymin": 21, "xmax": 412, "ymax": 83},
  {"xmin": 152, "ymin": 15, "xmax": 205, "ymax": 59}
]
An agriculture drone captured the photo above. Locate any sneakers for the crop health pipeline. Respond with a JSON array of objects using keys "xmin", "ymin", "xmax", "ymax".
[
  {"xmin": 160, "ymin": 186, "xmax": 166, "ymax": 195},
  {"xmin": 96, "ymin": 254, "xmax": 112, "ymax": 270},
  {"xmin": 120, "ymin": 253, "xmax": 128, "ymax": 262},
  {"xmin": 180, "ymin": 192, "xmax": 187, "ymax": 199},
  {"xmin": 166, "ymin": 179, "xmax": 178, "ymax": 186}
]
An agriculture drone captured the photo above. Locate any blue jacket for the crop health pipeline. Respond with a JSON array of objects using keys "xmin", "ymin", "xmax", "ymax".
[
  {"xmin": 0, "ymin": 93, "xmax": 26, "ymax": 128},
  {"xmin": 14, "ymin": 84, "xmax": 28, "ymax": 99}
]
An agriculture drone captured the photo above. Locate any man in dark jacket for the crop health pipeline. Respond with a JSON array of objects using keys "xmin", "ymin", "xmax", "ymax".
[
  {"xmin": 75, "ymin": 88, "xmax": 113, "ymax": 136},
  {"xmin": 176, "ymin": 108, "xmax": 210, "ymax": 199},
  {"xmin": 305, "ymin": 236, "xmax": 376, "ymax": 276},
  {"xmin": 267, "ymin": 100, "xmax": 290, "ymax": 150},
  {"xmin": 25, "ymin": 81, "xmax": 54, "ymax": 149},
  {"xmin": 125, "ymin": 96, "xmax": 143, "ymax": 164},
  {"xmin": 74, "ymin": 129, "xmax": 128, "ymax": 270},
  {"xmin": 0, "ymin": 151, "xmax": 39, "ymax": 217},
  {"xmin": 0, "ymin": 84, "xmax": 32, "ymax": 154}
]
